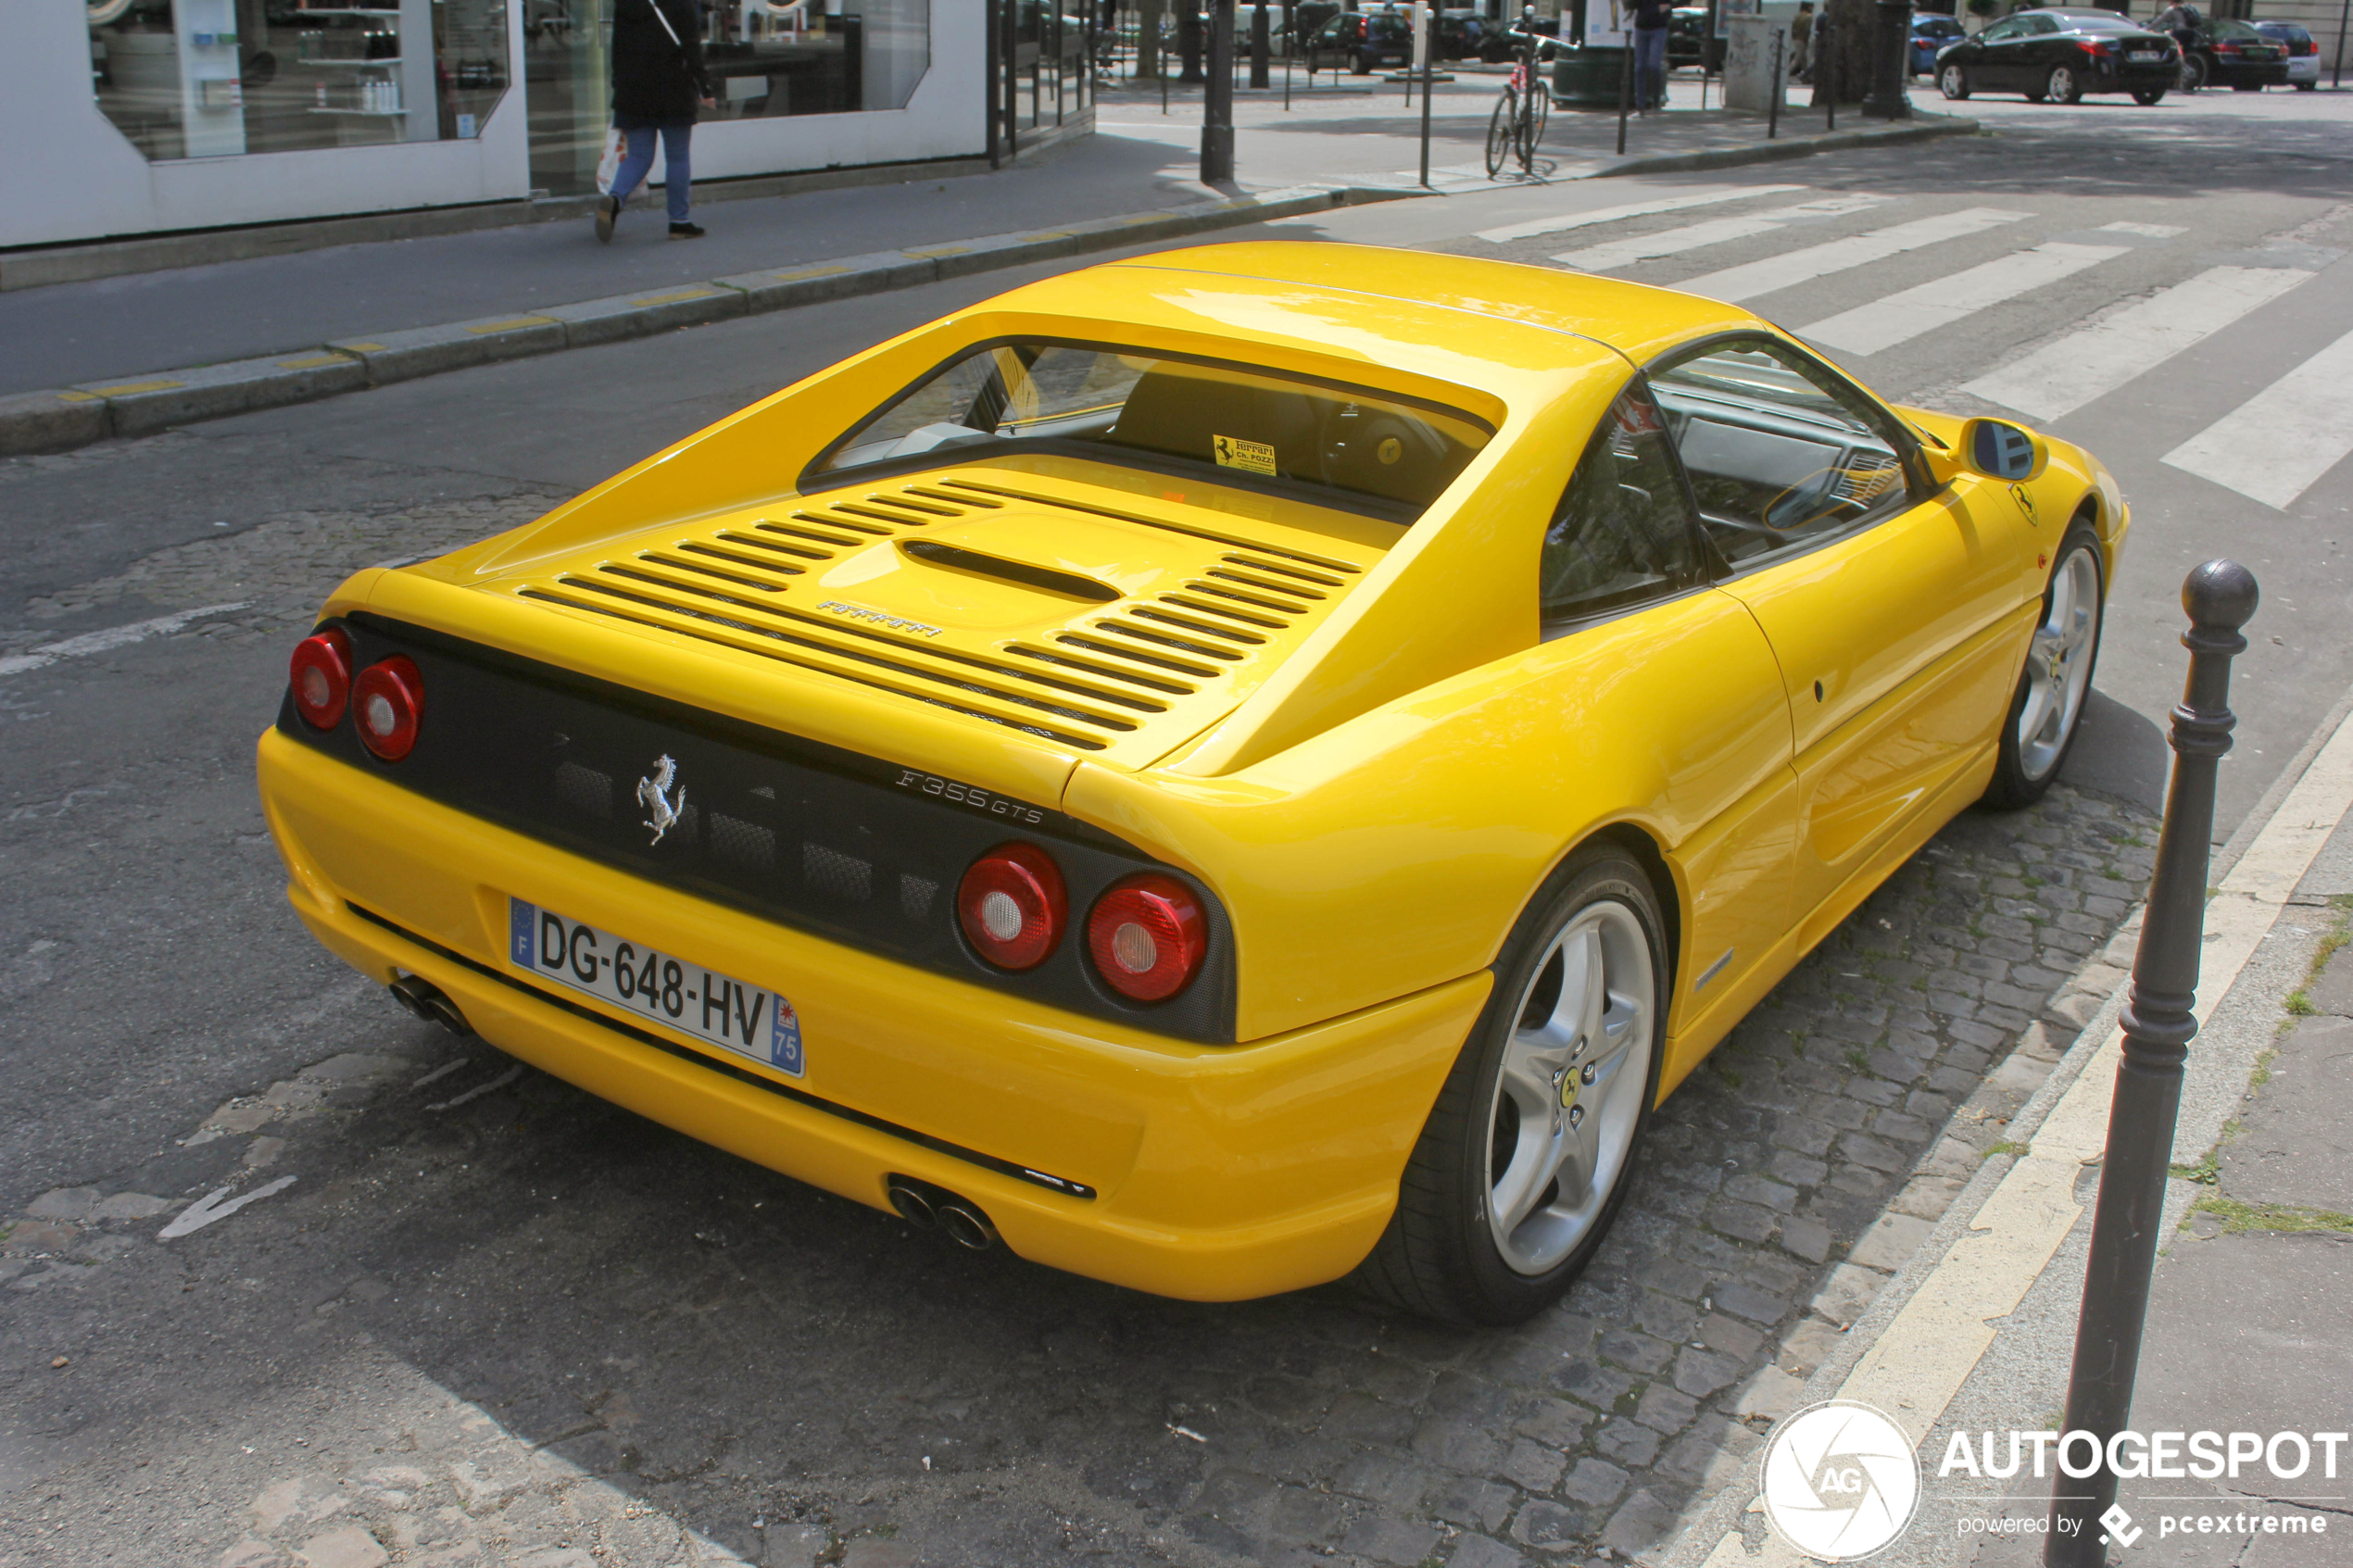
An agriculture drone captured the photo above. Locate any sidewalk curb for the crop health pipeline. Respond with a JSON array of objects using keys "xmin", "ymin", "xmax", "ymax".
[
  {"xmin": 0, "ymin": 183, "xmax": 1388, "ymax": 460},
  {"xmin": 1597, "ymin": 112, "xmax": 1980, "ymax": 181}
]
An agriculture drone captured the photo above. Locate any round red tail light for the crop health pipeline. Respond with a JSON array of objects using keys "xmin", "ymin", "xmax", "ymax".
[
  {"xmin": 353, "ymin": 656, "xmax": 425, "ymax": 761},
  {"xmin": 288, "ymin": 628, "xmax": 353, "ymax": 730},
  {"xmin": 957, "ymin": 843, "xmax": 1067, "ymax": 971},
  {"xmin": 1087, "ymin": 874, "xmax": 1208, "ymax": 1002}
]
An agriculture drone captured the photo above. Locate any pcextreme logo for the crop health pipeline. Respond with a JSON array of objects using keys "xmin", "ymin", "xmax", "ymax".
[{"xmin": 1758, "ymin": 1400, "xmax": 1921, "ymax": 1561}]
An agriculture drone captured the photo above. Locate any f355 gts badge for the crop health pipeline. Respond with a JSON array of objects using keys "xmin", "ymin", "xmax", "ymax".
[{"xmin": 637, "ymin": 754, "xmax": 687, "ymax": 846}]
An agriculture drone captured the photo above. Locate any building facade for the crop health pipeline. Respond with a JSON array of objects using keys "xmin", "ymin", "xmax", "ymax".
[{"xmin": 10, "ymin": 1, "xmax": 1061, "ymax": 253}]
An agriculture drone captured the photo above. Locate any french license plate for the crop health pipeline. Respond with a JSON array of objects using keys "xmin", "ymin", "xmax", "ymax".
[
  {"xmin": 508, "ymin": 897, "xmax": 803, "ymax": 1076},
  {"xmin": 2129, "ymin": 49, "xmax": 2160, "ymax": 60}
]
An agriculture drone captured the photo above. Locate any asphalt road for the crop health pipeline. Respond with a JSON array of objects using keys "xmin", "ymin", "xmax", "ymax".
[{"xmin": 3, "ymin": 94, "xmax": 2350, "ymax": 1567}]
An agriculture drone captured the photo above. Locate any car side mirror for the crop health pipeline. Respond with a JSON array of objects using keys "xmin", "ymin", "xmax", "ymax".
[{"xmin": 1958, "ymin": 417, "xmax": 2047, "ymax": 483}]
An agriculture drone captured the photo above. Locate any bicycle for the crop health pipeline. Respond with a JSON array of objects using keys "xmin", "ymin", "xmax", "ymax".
[{"xmin": 1485, "ymin": 14, "xmax": 1553, "ymax": 178}]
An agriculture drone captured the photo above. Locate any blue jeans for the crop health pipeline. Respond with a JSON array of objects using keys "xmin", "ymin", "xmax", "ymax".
[
  {"xmin": 612, "ymin": 122, "xmax": 692, "ymax": 223},
  {"xmin": 1633, "ymin": 26, "xmax": 1669, "ymax": 110}
]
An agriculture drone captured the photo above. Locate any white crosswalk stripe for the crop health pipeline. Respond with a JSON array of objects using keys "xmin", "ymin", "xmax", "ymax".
[
  {"xmin": 1550, "ymin": 195, "xmax": 1892, "ymax": 273},
  {"xmin": 1473, "ymin": 184, "xmax": 1806, "ymax": 245},
  {"xmin": 2162, "ymin": 326, "xmax": 2353, "ymax": 510},
  {"xmin": 1675, "ymin": 207, "xmax": 2035, "ymax": 304},
  {"xmin": 1959, "ymin": 265, "xmax": 2314, "ymax": 420},
  {"xmin": 1797, "ymin": 240, "xmax": 2133, "ymax": 357}
]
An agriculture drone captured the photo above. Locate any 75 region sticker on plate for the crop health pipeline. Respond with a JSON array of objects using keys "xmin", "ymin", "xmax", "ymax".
[{"xmin": 508, "ymin": 897, "xmax": 803, "ymax": 1076}]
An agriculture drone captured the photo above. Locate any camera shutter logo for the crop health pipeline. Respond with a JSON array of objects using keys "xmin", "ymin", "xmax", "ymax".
[{"xmin": 1759, "ymin": 1400, "xmax": 1922, "ymax": 1560}]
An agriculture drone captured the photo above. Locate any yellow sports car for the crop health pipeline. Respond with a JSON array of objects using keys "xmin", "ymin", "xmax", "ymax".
[{"xmin": 258, "ymin": 243, "xmax": 2123, "ymax": 1323}]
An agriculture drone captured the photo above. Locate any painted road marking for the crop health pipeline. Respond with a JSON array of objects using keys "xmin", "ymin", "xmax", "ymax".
[
  {"xmin": 1961, "ymin": 264, "xmax": 2312, "ymax": 420},
  {"xmin": 1550, "ymin": 194, "xmax": 1891, "ymax": 272},
  {"xmin": 1473, "ymin": 184, "xmax": 1807, "ymax": 245},
  {"xmin": 1690, "ymin": 702, "xmax": 2353, "ymax": 1568},
  {"xmin": 2162, "ymin": 325, "xmax": 2353, "ymax": 510},
  {"xmin": 1798, "ymin": 240, "xmax": 2131, "ymax": 357},
  {"xmin": 1675, "ymin": 207, "xmax": 2034, "ymax": 304},
  {"xmin": 0, "ymin": 602, "xmax": 251, "ymax": 677}
]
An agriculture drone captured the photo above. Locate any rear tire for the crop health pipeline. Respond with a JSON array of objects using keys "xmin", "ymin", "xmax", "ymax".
[
  {"xmin": 1353, "ymin": 843, "xmax": 1667, "ymax": 1325},
  {"xmin": 1940, "ymin": 61, "xmax": 1971, "ymax": 98},
  {"xmin": 1982, "ymin": 521, "xmax": 2105, "ymax": 809},
  {"xmin": 2133, "ymin": 87, "xmax": 2167, "ymax": 104},
  {"xmin": 2180, "ymin": 54, "xmax": 2206, "ymax": 90},
  {"xmin": 2297, "ymin": 80, "xmax": 2318, "ymax": 90},
  {"xmin": 2046, "ymin": 64, "xmax": 2083, "ymax": 103}
]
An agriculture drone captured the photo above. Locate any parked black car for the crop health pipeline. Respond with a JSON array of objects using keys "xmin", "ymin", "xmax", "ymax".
[
  {"xmin": 1934, "ymin": 6, "xmax": 2180, "ymax": 105},
  {"xmin": 2176, "ymin": 15, "xmax": 2292, "ymax": 89},
  {"xmin": 1309, "ymin": 9, "xmax": 1413, "ymax": 71},
  {"xmin": 1477, "ymin": 12, "xmax": 1554, "ymax": 62},
  {"xmin": 1435, "ymin": 7, "xmax": 1490, "ymax": 60},
  {"xmin": 1668, "ymin": 6, "xmax": 1712, "ymax": 69}
]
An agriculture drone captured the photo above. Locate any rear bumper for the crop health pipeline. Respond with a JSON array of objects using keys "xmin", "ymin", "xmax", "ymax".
[{"xmin": 258, "ymin": 728, "xmax": 1486, "ymax": 1301}]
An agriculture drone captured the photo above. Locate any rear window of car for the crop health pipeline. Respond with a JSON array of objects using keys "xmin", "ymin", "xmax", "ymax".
[
  {"xmin": 2209, "ymin": 19, "xmax": 2265, "ymax": 39},
  {"xmin": 2257, "ymin": 21, "xmax": 2310, "ymax": 41},
  {"xmin": 2055, "ymin": 12, "xmax": 2136, "ymax": 29},
  {"xmin": 1365, "ymin": 15, "xmax": 1411, "ymax": 40},
  {"xmin": 812, "ymin": 342, "xmax": 1495, "ymax": 518},
  {"xmin": 1916, "ymin": 18, "xmax": 1963, "ymax": 35}
]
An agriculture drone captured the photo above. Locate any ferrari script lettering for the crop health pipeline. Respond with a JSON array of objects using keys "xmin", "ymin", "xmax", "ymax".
[
  {"xmin": 894, "ymin": 769, "xmax": 1045, "ymax": 824},
  {"xmin": 819, "ymin": 599, "xmax": 942, "ymax": 638}
]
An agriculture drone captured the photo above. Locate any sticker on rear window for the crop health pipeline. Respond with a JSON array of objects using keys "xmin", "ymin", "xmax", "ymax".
[{"xmin": 1213, "ymin": 434, "xmax": 1277, "ymax": 477}]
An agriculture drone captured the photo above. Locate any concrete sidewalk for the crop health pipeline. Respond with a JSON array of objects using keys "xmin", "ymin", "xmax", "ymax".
[{"xmin": 1662, "ymin": 699, "xmax": 2353, "ymax": 1566}]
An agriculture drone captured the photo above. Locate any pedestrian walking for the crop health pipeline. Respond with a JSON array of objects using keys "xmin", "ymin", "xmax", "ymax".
[
  {"xmin": 1630, "ymin": 0, "xmax": 1673, "ymax": 110},
  {"xmin": 597, "ymin": 0, "xmax": 738, "ymax": 243},
  {"xmin": 1790, "ymin": 1, "xmax": 1815, "ymax": 82}
]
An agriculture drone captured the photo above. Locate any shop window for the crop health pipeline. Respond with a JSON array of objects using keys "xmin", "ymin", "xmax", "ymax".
[
  {"xmin": 525, "ymin": 1, "xmax": 934, "ymax": 197},
  {"xmin": 698, "ymin": 0, "xmax": 932, "ymax": 123},
  {"xmin": 87, "ymin": 0, "xmax": 511, "ymax": 161}
]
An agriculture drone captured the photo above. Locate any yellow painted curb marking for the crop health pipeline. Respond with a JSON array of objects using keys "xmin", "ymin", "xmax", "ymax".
[
  {"xmin": 277, "ymin": 354, "xmax": 351, "ymax": 370},
  {"xmin": 903, "ymin": 245, "xmax": 971, "ymax": 257},
  {"xmin": 340, "ymin": 342, "xmax": 387, "ymax": 353},
  {"xmin": 56, "ymin": 391, "xmax": 102, "ymax": 403},
  {"xmin": 629, "ymin": 289, "xmax": 720, "ymax": 307},
  {"xmin": 463, "ymin": 317, "xmax": 557, "ymax": 335},
  {"xmin": 767, "ymin": 264, "xmax": 850, "ymax": 282},
  {"xmin": 84, "ymin": 380, "xmax": 185, "ymax": 395}
]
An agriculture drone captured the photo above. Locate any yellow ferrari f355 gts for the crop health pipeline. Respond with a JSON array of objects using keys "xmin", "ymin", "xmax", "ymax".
[{"xmin": 258, "ymin": 243, "xmax": 2123, "ymax": 1323}]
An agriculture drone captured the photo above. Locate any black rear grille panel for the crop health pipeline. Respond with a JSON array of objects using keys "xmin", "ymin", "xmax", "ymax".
[
  {"xmin": 1219, "ymin": 554, "xmax": 1348, "ymax": 589},
  {"xmin": 286, "ymin": 613, "xmax": 1239, "ymax": 1042},
  {"xmin": 1006, "ymin": 643, "xmax": 1197, "ymax": 696},
  {"xmin": 1128, "ymin": 606, "xmax": 1265, "ymax": 646},
  {"xmin": 1056, "ymin": 632, "xmax": 1221, "ymax": 679},
  {"xmin": 1159, "ymin": 593, "xmax": 1288, "ymax": 631}
]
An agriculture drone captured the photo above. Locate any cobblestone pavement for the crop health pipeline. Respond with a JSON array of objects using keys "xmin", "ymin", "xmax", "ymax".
[{"xmin": 1, "ymin": 495, "xmax": 2161, "ymax": 1568}]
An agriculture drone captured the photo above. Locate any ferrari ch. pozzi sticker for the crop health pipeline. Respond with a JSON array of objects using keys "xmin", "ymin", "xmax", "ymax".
[{"xmin": 1212, "ymin": 434, "xmax": 1277, "ymax": 476}]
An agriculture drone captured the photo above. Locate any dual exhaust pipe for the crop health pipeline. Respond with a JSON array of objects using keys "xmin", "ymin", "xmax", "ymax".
[
  {"xmin": 389, "ymin": 972, "xmax": 473, "ymax": 1037},
  {"xmin": 887, "ymin": 1174, "xmax": 999, "ymax": 1251}
]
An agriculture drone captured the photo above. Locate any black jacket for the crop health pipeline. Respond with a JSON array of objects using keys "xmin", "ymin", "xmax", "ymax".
[{"xmin": 611, "ymin": 0, "xmax": 711, "ymax": 125}]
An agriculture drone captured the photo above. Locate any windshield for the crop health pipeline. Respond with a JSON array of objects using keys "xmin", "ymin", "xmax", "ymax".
[{"xmin": 812, "ymin": 342, "xmax": 1494, "ymax": 517}]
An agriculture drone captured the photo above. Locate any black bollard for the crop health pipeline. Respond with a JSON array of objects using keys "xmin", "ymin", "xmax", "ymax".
[
  {"xmin": 1768, "ymin": 25, "xmax": 1782, "ymax": 138},
  {"xmin": 2045, "ymin": 560, "xmax": 2260, "ymax": 1567}
]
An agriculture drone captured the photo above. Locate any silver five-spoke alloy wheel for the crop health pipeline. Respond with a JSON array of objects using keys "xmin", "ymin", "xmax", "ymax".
[
  {"xmin": 2019, "ymin": 544, "xmax": 2101, "ymax": 782},
  {"xmin": 1484, "ymin": 900, "xmax": 1656, "ymax": 1275}
]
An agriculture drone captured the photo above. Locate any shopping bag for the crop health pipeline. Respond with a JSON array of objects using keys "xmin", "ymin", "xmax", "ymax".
[{"xmin": 595, "ymin": 126, "xmax": 625, "ymax": 195}]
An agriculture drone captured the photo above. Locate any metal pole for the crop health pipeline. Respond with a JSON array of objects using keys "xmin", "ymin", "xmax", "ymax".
[
  {"xmin": 1824, "ymin": 16, "xmax": 1835, "ymax": 130},
  {"xmin": 1252, "ymin": 0, "xmax": 1271, "ymax": 87},
  {"xmin": 1616, "ymin": 37, "xmax": 1631, "ymax": 153},
  {"xmin": 988, "ymin": 0, "xmax": 1004, "ymax": 167},
  {"xmin": 2335, "ymin": 0, "xmax": 2348, "ymax": 86},
  {"xmin": 1419, "ymin": 5, "xmax": 1435, "ymax": 185},
  {"xmin": 1768, "ymin": 24, "xmax": 1782, "ymax": 136},
  {"xmin": 1203, "ymin": 0, "xmax": 1236, "ymax": 182},
  {"xmin": 2044, "ymin": 559, "xmax": 2260, "ymax": 1568},
  {"xmin": 1285, "ymin": 17, "xmax": 1293, "ymax": 106}
]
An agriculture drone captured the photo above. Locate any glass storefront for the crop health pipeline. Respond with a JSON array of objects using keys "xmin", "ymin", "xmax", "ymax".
[
  {"xmin": 524, "ymin": 0, "xmax": 932, "ymax": 197},
  {"xmin": 88, "ymin": 0, "xmax": 512, "ymax": 159}
]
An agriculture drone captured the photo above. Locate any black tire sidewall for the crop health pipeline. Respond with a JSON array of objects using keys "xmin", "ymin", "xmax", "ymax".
[
  {"xmin": 1436, "ymin": 846, "xmax": 1669, "ymax": 1323},
  {"xmin": 1986, "ymin": 521, "xmax": 2105, "ymax": 809}
]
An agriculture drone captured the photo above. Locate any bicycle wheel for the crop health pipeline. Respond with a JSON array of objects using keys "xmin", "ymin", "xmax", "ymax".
[
  {"xmin": 1524, "ymin": 81, "xmax": 1550, "ymax": 165},
  {"xmin": 1486, "ymin": 88, "xmax": 1518, "ymax": 178}
]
